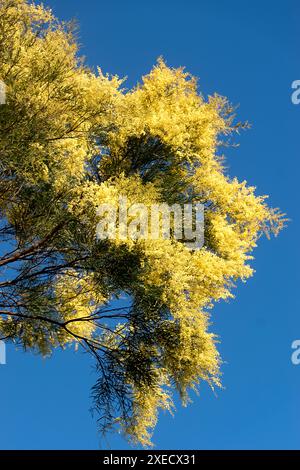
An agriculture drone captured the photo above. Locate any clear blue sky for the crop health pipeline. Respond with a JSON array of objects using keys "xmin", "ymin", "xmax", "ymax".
[{"xmin": 1, "ymin": 0, "xmax": 299, "ymax": 450}]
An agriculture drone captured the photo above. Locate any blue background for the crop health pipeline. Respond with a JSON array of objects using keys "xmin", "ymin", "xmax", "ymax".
[{"xmin": 0, "ymin": 0, "xmax": 299, "ymax": 450}]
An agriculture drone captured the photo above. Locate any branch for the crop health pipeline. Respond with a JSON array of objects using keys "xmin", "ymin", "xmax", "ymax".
[{"xmin": 0, "ymin": 221, "xmax": 66, "ymax": 268}]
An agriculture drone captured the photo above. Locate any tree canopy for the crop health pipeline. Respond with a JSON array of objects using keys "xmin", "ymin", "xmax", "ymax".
[{"xmin": 0, "ymin": 0, "xmax": 285, "ymax": 446}]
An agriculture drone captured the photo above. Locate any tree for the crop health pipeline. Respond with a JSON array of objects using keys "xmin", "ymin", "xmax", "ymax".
[{"xmin": 0, "ymin": 0, "xmax": 285, "ymax": 447}]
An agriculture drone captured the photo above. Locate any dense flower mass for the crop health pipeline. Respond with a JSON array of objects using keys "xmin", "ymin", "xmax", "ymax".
[{"xmin": 0, "ymin": 0, "xmax": 285, "ymax": 446}]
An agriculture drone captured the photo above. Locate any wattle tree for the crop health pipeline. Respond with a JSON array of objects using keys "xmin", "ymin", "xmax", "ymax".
[{"xmin": 0, "ymin": 0, "xmax": 285, "ymax": 446}]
